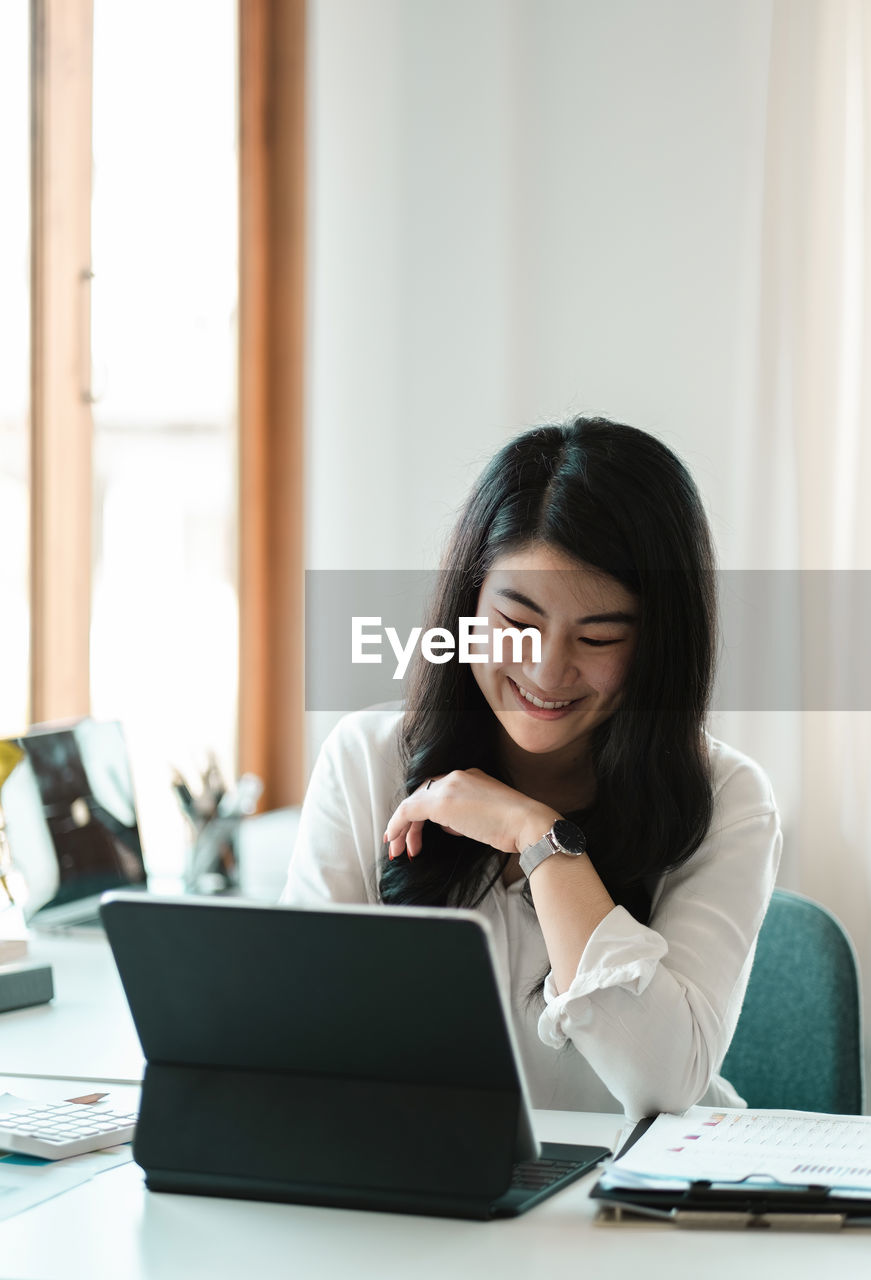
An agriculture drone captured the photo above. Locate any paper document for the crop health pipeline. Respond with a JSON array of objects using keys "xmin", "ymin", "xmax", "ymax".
[
  {"xmin": 601, "ymin": 1106, "xmax": 871, "ymax": 1193},
  {"xmin": 0, "ymin": 1092, "xmax": 133, "ymax": 1222}
]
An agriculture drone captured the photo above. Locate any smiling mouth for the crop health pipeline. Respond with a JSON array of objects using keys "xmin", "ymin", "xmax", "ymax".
[{"xmin": 508, "ymin": 678, "xmax": 579, "ymax": 712}]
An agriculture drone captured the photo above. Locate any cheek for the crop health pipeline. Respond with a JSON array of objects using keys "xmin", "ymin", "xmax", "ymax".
[
  {"xmin": 477, "ymin": 611, "xmax": 519, "ymax": 671},
  {"xmin": 470, "ymin": 653, "xmax": 496, "ymax": 702},
  {"xmin": 591, "ymin": 648, "xmax": 634, "ymax": 696}
]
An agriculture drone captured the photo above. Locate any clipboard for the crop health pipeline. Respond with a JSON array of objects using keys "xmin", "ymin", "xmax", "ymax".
[{"xmin": 590, "ymin": 1116, "xmax": 871, "ymax": 1230}]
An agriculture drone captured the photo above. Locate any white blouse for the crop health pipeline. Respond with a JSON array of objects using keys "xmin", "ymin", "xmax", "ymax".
[{"xmin": 281, "ymin": 706, "xmax": 782, "ymax": 1120}]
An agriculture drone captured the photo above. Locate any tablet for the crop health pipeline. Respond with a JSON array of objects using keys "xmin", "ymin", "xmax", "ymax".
[{"xmin": 101, "ymin": 892, "xmax": 608, "ymax": 1218}]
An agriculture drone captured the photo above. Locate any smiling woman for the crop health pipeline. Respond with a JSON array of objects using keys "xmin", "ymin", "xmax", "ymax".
[
  {"xmin": 283, "ymin": 417, "xmax": 782, "ymax": 1120},
  {"xmin": 472, "ymin": 545, "xmax": 639, "ymax": 768}
]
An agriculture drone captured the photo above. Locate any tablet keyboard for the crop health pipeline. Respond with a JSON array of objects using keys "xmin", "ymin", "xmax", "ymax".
[
  {"xmin": 490, "ymin": 1142, "xmax": 611, "ymax": 1216},
  {"xmin": 510, "ymin": 1154, "xmax": 588, "ymax": 1191},
  {"xmin": 0, "ymin": 1101, "xmax": 138, "ymax": 1160}
]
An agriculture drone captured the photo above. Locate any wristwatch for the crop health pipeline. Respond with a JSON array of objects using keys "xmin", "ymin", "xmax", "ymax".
[{"xmin": 519, "ymin": 818, "xmax": 587, "ymax": 879}]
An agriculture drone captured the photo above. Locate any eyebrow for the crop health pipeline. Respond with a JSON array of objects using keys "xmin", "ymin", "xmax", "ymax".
[{"xmin": 494, "ymin": 587, "xmax": 637, "ymax": 627}]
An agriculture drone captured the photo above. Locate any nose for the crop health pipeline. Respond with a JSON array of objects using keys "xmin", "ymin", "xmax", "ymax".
[{"xmin": 522, "ymin": 634, "xmax": 579, "ymax": 693}]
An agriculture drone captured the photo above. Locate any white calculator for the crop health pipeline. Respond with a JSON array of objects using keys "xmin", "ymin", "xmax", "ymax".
[{"xmin": 0, "ymin": 1098, "xmax": 138, "ymax": 1160}]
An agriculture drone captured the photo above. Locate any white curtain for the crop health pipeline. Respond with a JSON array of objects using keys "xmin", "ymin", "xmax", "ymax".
[{"xmin": 730, "ymin": 0, "xmax": 871, "ymax": 1083}]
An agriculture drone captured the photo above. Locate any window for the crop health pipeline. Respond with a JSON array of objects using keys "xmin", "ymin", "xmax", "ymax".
[
  {"xmin": 0, "ymin": 1, "xmax": 30, "ymax": 736},
  {"xmin": 11, "ymin": 1, "xmax": 304, "ymax": 880},
  {"xmin": 89, "ymin": 0, "xmax": 238, "ymax": 871}
]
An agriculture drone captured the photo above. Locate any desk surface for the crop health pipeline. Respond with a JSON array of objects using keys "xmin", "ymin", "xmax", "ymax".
[
  {"xmin": 0, "ymin": 1106, "xmax": 868, "ymax": 1280},
  {"xmin": 5, "ymin": 928, "xmax": 144, "ymax": 1083},
  {"xmin": 1, "ymin": 932, "xmax": 868, "ymax": 1277}
]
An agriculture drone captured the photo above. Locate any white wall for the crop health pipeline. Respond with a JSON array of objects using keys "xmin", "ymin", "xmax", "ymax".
[
  {"xmin": 306, "ymin": 0, "xmax": 778, "ymax": 765},
  {"xmin": 307, "ymin": 0, "xmax": 774, "ymax": 576}
]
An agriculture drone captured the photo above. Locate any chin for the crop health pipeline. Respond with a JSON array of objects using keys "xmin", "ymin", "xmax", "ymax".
[{"xmin": 501, "ymin": 722, "xmax": 583, "ymax": 756}]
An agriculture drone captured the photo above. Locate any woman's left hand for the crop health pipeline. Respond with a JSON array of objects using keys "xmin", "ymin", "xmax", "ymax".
[{"xmin": 383, "ymin": 769, "xmax": 559, "ymax": 861}]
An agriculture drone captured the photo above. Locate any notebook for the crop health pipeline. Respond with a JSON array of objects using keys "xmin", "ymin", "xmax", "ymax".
[{"xmin": 100, "ymin": 892, "xmax": 609, "ymax": 1219}]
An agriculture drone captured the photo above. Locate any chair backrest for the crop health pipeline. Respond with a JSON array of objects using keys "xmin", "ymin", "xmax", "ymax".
[{"xmin": 721, "ymin": 888, "xmax": 864, "ymax": 1113}]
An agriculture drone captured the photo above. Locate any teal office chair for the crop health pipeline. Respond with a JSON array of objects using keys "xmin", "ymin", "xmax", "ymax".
[{"xmin": 721, "ymin": 888, "xmax": 864, "ymax": 1113}]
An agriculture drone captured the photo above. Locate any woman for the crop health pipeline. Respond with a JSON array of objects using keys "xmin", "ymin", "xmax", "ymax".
[{"xmin": 283, "ymin": 417, "xmax": 781, "ymax": 1120}]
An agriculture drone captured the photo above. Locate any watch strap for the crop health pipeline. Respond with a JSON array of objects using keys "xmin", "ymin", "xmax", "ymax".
[
  {"xmin": 519, "ymin": 834, "xmax": 555, "ymax": 880},
  {"xmin": 519, "ymin": 819, "xmax": 586, "ymax": 879}
]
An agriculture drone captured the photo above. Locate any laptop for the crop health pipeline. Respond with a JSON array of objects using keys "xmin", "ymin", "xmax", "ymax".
[
  {"xmin": 1, "ymin": 720, "xmax": 147, "ymax": 929},
  {"xmin": 100, "ymin": 892, "xmax": 610, "ymax": 1219}
]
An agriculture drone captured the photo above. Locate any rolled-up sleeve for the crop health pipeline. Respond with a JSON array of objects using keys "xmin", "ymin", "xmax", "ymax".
[{"xmin": 537, "ymin": 749, "xmax": 782, "ymax": 1120}]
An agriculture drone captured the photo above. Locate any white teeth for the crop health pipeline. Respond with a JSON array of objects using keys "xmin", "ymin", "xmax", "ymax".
[{"xmin": 515, "ymin": 682, "xmax": 572, "ymax": 711}]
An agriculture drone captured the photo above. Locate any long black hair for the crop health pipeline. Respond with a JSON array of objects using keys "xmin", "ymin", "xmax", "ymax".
[{"xmin": 379, "ymin": 417, "xmax": 717, "ymax": 922}]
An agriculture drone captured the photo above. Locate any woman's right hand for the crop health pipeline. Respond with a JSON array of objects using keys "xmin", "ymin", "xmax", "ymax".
[{"xmin": 383, "ymin": 768, "xmax": 560, "ymax": 862}]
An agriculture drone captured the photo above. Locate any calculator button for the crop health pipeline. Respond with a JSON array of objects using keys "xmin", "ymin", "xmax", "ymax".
[{"xmin": 0, "ymin": 1099, "xmax": 138, "ymax": 1159}]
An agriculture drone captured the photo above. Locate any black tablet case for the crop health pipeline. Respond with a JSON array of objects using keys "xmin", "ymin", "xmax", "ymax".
[{"xmin": 101, "ymin": 895, "xmax": 605, "ymax": 1219}]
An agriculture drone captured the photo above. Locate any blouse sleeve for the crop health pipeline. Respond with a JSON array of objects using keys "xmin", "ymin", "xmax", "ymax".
[
  {"xmin": 280, "ymin": 708, "xmax": 402, "ymax": 908},
  {"xmin": 536, "ymin": 745, "xmax": 782, "ymax": 1120}
]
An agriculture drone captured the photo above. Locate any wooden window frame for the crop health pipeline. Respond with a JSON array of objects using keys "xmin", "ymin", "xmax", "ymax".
[
  {"xmin": 29, "ymin": 0, "xmax": 94, "ymax": 723},
  {"xmin": 238, "ymin": 0, "xmax": 307, "ymax": 809},
  {"xmin": 29, "ymin": 0, "xmax": 306, "ymax": 807}
]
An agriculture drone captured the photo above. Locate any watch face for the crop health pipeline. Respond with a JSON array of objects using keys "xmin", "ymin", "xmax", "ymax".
[{"xmin": 552, "ymin": 818, "xmax": 586, "ymax": 856}]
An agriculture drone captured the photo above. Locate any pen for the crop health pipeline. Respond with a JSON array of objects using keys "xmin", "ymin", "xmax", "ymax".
[
  {"xmin": 171, "ymin": 770, "xmax": 199, "ymax": 826},
  {"xmin": 202, "ymin": 753, "xmax": 226, "ymax": 817}
]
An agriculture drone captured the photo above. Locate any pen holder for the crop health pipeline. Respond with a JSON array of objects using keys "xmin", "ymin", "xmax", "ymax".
[
  {"xmin": 174, "ymin": 769, "xmax": 264, "ymax": 896},
  {"xmin": 184, "ymin": 814, "xmax": 242, "ymax": 895}
]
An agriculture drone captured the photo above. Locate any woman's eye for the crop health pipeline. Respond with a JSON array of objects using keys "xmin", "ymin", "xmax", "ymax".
[
  {"xmin": 496, "ymin": 611, "xmax": 539, "ymax": 632},
  {"xmin": 494, "ymin": 608, "xmax": 626, "ymax": 647}
]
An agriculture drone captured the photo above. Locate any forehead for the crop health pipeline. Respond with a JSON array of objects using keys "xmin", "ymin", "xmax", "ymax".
[{"xmin": 482, "ymin": 544, "xmax": 637, "ymax": 615}]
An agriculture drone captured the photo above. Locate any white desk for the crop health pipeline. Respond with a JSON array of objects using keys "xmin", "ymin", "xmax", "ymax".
[
  {"xmin": 0, "ymin": 932, "xmax": 868, "ymax": 1278},
  {"xmin": 0, "ymin": 1106, "xmax": 868, "ymax": 1280},
  {"xmin": 4, "ymin": 928, "xmax": 143, "ymax": 1083}
]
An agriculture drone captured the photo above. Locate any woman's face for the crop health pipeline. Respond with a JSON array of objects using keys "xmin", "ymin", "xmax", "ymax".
[{"xmin": 471, "ymin": 542, "xmax": 639, "ymax": 762}]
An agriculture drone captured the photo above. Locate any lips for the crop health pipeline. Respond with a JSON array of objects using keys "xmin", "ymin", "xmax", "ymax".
[
  {"xmin": 514, "ymin": 680, "xmax": 572, "ymax": 710},
  {"xmin": 507, "ymin": 677, "xmax": 581, "ymax": 719}
]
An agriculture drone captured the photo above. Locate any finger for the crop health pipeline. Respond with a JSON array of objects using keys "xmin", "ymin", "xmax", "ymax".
[
  {"xmin": 385, "ymin": 786, "xmax": 437, "ymax": 839},
  {"xmin": 388, "ymin": 834, "xmax": 407, "ymax": 861},
  {"xmin": 384, "ymin": 812, "xmax": 421, "ymax": 860},
  {"xmin": 383, "ymin": 777, "xmax": 446, "ymax": 858},
  {"xmin": 383, "ymin": 809, "xmax": 412, "ymax": 844},
  {"xmin": 405, "ymin": 819, "xmax": 426, "ymax": 859},
  {"xmin": 386, "ymin": 818, "xmax": 429, "ymax": 861},
  {"xmin": 385, "ymin": 823, "xmax": 410, "ymax": 860}
]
